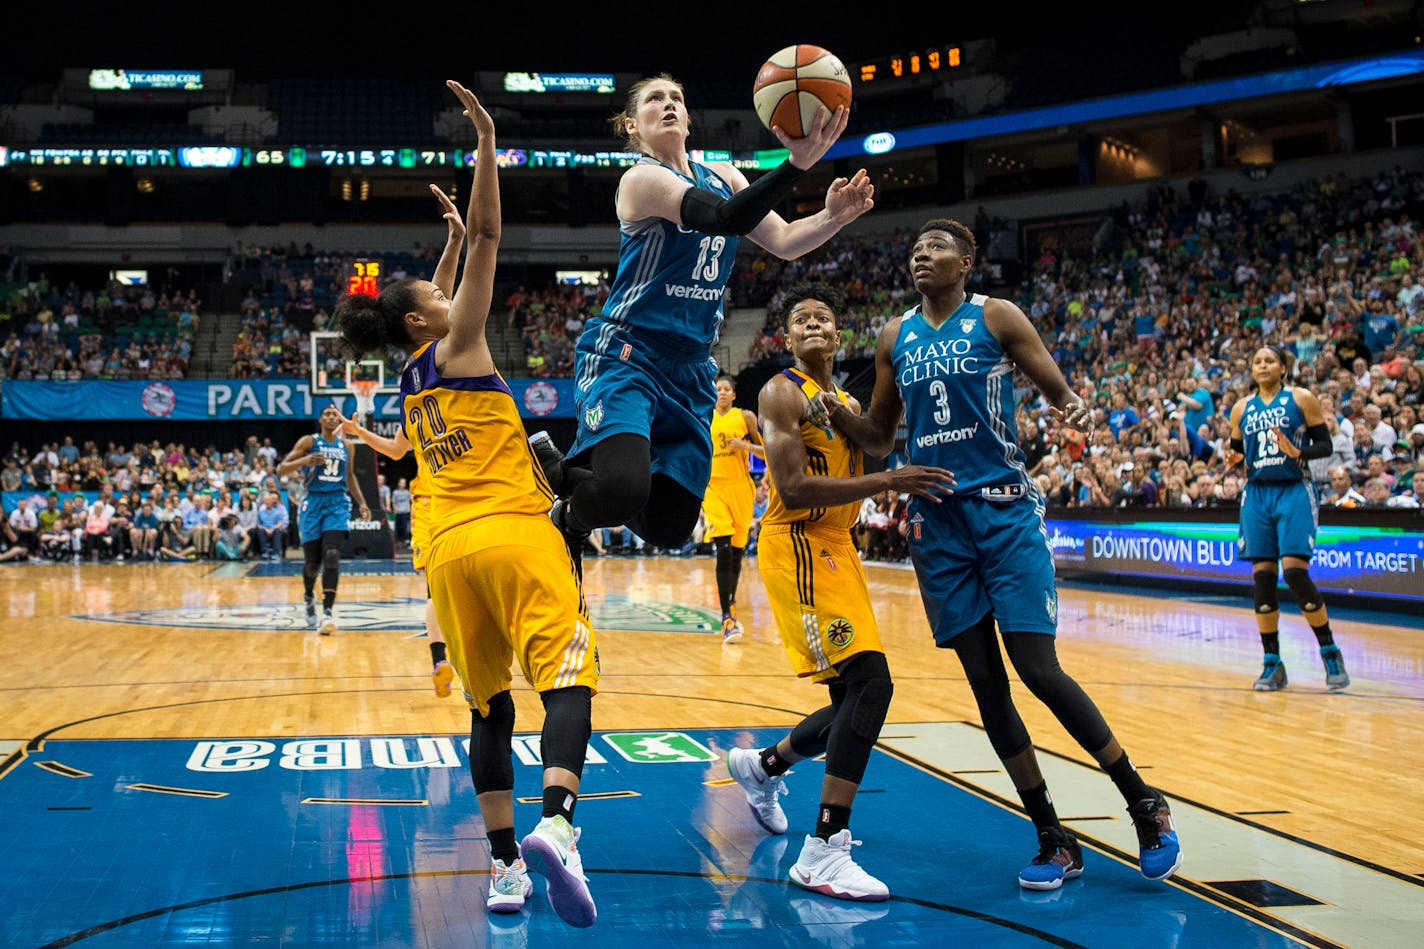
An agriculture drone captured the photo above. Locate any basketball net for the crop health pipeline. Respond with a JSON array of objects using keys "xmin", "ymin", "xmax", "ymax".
[{"xmin": 351, "ymin": 379, "xmax": 378, "ymax": 427}]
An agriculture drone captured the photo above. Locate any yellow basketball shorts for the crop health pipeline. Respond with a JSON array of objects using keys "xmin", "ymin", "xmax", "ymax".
[
  {"xmin": 410, "ymin": 494, "xmax": 430, "ymax": 572},
  {"xmin": 703, "ymin": 478, "xmax": 755, "ymax": 547},
  {"xmin": 757, "ymin": 522, "xmax": 883, "ymax": 683},
  {"xmin": 427, "ymin": 513, "xmax": 598, "ymax": 715}
]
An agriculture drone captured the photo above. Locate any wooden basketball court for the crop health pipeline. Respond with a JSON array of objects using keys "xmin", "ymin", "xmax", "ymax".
[{"xmin": 2, "ymin": 552, "xmax": 1421, "ymax": 947}]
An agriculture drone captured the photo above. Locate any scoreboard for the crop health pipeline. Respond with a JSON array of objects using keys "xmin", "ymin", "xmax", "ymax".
[{"xmin": 855, "ymin": 46, "xmax": 964, "ymax": 89}]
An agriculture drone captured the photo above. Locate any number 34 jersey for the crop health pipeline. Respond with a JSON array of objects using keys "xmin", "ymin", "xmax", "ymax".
[
  {"xmin": 399, "ymin": 342, "xmax": 555, "ymax": 552},
  {"xmin": 891, "ymin": 294, "xmax": 1032, "ymax": 499}
]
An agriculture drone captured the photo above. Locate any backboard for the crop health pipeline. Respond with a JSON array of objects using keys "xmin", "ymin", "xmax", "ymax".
[{"xmin": 309, "ymin": 331, "xmax": 400, "ymax": 396}]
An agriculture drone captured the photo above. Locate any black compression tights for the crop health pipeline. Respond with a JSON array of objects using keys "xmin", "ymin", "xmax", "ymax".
[
  {"xmin": 566, "ymin": 433, "xmax": 703, "ymax": 548},
  {"xmin": 950, "ymin": 613, "xmax": 1113, "ymax": 759}
]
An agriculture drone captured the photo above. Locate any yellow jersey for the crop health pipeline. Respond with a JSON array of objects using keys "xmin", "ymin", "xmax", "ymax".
[
  {"xmin": 399, "ymin": 342, "xmax": 553, "ymax": 552},
  {"xmin": 762, "ymin": 367, "xmax": 861, "ymax": 533},
  {"xmin": 708, "ymin": 405, "xmax": 755, "ymax": 489}
]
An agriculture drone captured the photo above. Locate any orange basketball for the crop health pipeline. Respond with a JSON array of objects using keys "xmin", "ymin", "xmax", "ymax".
[{"xmin": 752, "ymin": 44, "xmax": 852, "ymax": 139}]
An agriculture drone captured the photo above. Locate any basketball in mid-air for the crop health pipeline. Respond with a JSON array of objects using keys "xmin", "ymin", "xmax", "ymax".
[{"xmin": 752, "ymin": 45, "xmax": 852, "ymax": 139}]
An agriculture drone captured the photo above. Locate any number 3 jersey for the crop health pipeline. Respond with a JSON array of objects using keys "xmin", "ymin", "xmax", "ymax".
[
  {"xmin": 399, "ymin": 342, "xmax": 555, "ymax": 552},
  {"xmin": 600, "ymin": 157, "xmax": 739, "ymax": 354},
  {"xmin": 891, "ymin": 295, "xmax": 1032, "ymax": 499},
  {"xmin": 1240, "ymin": 388, "xmax": 1307, "ymax": 483}
]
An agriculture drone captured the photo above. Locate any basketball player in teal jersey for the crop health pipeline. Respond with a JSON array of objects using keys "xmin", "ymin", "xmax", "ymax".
[
  {"xmin": 821, "ymin": 219, "xmax": 1182, "ymax": 891},
  {"xmin": 277, "ymin": 404, "xmax": 370, "ymax": 635},
  {"xmin": 531, "ymin": 74, "xmax": 874, "ymax": 573},
  {"xmin": 1225, "ymin": 345, "xmax": 1349, "ymax": 691}
]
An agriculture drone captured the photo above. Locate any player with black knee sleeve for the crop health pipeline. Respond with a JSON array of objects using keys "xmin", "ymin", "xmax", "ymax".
[
  {"xmin": 277, "ymin": 404, "xmax": 369, "ymax": 635},
  {"xmin": 530, "ymin": 73, "xmax": 872, "ymax": 580},
  {"xmin": 725, "ymin": 283, "xmax": 954, "ymax": 903},
  {"xmin": 1227, "ymin": 345, "xmax": 1349, "ymax": 691},
  {"xmin": 333, "ymin": 84, "xmax": 600, "ymax": 928},
  {"xmin": 703, "ymin": 373, "xmax": 763, "ymax": 642}
]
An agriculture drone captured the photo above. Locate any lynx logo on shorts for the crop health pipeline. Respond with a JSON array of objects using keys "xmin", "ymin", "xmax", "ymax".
[
  {"xmin": 584, "ymin": 400, "xmax": 605, "ymax": 431},
  {"xmin": 1045, "ymin": 592, "xmax": 1058, "ymax": 623},
  {"xmin": 825, "ymin": 618, "xmax": 854, "ymax": 647}
]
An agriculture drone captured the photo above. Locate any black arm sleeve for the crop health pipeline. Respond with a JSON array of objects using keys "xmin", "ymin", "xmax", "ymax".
[
  {"xmin": 1230, "ymin": 437, "xmax": 1244, "ymax": 455},
  {"xmin": 678, "ymin": 161, "xmax": 806, "ymax": 236},
  {"xmin": 1296, "ymin": 423, "xmax": 1332, "ymax": 460}
]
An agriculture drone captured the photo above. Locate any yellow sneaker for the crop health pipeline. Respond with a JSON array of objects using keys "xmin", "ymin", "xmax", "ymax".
[{"xmin": 432, "ymin": 659, "xmax": 455, "ymax": 698}]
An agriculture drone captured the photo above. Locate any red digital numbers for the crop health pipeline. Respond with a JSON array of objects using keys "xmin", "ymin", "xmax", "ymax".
[{"xmin": 349, "ymin": 261, "xmax": 381, "ymax": 297}]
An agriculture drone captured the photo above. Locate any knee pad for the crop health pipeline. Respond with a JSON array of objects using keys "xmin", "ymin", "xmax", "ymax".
[
  {"xmin": 321, "ymin": 546, "xmax": 341, "ymax": 571},
  {"xmin": 538, "ymin": 686, "xmax": 592, "ymax": 774},
  {"xmin": 1252, "ymin": 568, "xmax": 1279, "ymax": 614},
  {"xmin": 839, "ymin": 651, "xmax": 894, "ymax": 742},
  {"xmin": 1282, "ymin": 567, "xmax": 1321, "ymax": 612},
  {"xmin": 712, "ymin": 535, "xmax": 732, "ymax": 553},
  {"xmin": 469, "ymin": 691, "xmax": 515, "ymax": 794}
]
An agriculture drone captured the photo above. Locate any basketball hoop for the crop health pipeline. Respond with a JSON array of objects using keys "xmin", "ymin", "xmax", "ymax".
[{"xmin": 351, "ymin": 379, "xmax": 379, "ymax": 425}]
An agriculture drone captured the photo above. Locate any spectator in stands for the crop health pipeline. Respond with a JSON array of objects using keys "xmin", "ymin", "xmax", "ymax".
[
  {"xmin": 390, "ymin": 478, "xmax": 412, "ymax": 547},
  {"xmin": 82, "ymin": 500, "xmax": 114, "ymax": 561},
  {"xmin": 1113, "ymin": 463, "xmax": 1159, "ymax": 507},
  {"xmin": 255, "ymin": 490, "xmax": 289, "ymax": 561},
  {"xmin": 130, "ymin": 499, "xmax": 159, "ymax": 560},
  {"xmin": 182, "ymin": 493, "xmax": 217, "ymax": 557},
  {"xmin": 215, "ymin": 514, "xmax": 251, "ymax": 561},
  {"xmin": 1106, "ymin": 391, "xmax": 1140, "ymax": 441},
  {"xmin": 108, "ymin": 500, "xmax": 133, "ymax": 561},
  {"xmin": 7, "ymin": 498, "xmax": 38, "ymax": 554}
]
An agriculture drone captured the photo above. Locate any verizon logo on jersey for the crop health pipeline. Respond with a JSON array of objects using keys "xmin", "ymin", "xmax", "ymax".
[
  {"xmin": 915, "ymin": 424, "xmax": 978, "ymax": 448},
  {"xmin": 664, "ymin": 284, "xmax": 723, "ymax": 301}
]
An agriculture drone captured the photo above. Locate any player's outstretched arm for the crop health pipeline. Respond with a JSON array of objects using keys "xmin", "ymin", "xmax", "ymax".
[
  {"xmin": 442, "ymin": 80, "xmax": 499, "ymax": 362},
  {"xmin": 337, "ymin": 408, "xmax": 411, "ymax": 460}
]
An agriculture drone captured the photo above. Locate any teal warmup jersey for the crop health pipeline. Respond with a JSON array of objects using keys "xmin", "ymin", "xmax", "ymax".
[
  {"xmin": 597, "ymin": 157, "xmax": 739, "ymax": 354},
  {"xmin": 1240, "ymin": 389, "xmax": 1307, "ymax": 483},
  {"xmin": 892, "ymin": 296, "xmax": 1030, "ymax": 497}
]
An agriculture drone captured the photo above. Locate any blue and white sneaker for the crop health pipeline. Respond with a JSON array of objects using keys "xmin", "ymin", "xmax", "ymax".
[
  {"xmin": 1018, "ymin": 826, "xmax": 1083, "ymax": 890},
  {"xmin": 520, "ymin": 815, "xmax": 596, "ymax": 928},
  {"xmin": 1128, "ymin": 790, "xmax": 1183, "ymax": 881}
]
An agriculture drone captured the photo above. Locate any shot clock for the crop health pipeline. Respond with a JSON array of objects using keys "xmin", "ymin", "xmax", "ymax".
[{"xmin": 348, "ymin": 259, "xmax": 381, "ymax": 297}]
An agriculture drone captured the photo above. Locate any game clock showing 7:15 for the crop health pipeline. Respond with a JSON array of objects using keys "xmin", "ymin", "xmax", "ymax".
[{"xmin": 349, "ymin": 260, "xmax": 380, "ymax": 297}]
